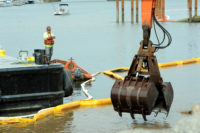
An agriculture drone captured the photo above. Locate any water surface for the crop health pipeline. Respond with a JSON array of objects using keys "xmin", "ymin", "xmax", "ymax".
[{"xmin": 0, "ymin": 0, "xmax": 200, "ymax": 132}]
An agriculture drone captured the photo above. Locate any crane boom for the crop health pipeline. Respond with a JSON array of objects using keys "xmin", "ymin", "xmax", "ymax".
[
  {"xmin": 110, "ymin": 0, "xmax": 174, "ymax": 121},
  {"xmin": 141, "ymin": 0, "xmax": 156, "ymax": 28}
]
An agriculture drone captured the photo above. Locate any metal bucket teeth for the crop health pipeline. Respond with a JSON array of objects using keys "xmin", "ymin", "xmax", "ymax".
[
  {"xmin": 111, "ymin": 77, "xmax": 174, "ymax": 120},
  {"xmin": 111, "ymin": 41, "xmax": 174, "ymax": 120}
]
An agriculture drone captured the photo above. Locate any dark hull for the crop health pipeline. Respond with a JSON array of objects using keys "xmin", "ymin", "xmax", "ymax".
[{"xmin": 0, "ymin": 58, "xmax": 73, "ymax": 115}]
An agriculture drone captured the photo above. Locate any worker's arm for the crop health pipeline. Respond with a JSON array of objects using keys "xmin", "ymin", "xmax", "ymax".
[
  {"xmin": 50, "ymin": 35, "xmax": 56, "ymax": 39},
  {"xmin": 44, "ymin": 33, "xmax": 56, "ymax": 40}
]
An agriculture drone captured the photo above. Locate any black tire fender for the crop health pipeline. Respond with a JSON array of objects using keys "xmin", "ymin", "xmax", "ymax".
[{"xmin": 63, "ymin": 69, "xmax": 73, "ymax": 97}]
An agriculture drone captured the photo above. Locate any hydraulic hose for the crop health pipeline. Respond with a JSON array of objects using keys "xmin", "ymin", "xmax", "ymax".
[{"xmin": 152, "ymin": 8, "xmax": 172, "ymax": 50}]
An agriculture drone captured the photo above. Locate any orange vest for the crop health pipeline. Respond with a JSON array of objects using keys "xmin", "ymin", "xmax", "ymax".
[
  {"xmin": 44, "ymin": 32, "xmax": 55, "ymax": 45},
  {"xmin": 44, "ymin": 38, "xmax": 54, "ymax": 45}
]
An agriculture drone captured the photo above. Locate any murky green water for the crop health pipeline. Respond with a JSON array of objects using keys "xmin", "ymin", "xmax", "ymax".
[{"xmin": 0, "ymin": 0, "xmax": 200, "ymax": 132}]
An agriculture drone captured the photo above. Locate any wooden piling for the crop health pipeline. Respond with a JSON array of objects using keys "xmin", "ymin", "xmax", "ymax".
[
  {"xmin": 195, "ymin": 0, "xmax": 198, "ymax": 16},
  {"xmin": 161, "ymin": 0, "xmax": 165, "ymax": 21},
  {"xmin": 136, "ymin": 0, "xmax": 139, "ymax": 23},
  {"xmin": 155, "ymin": 0, "xmax": 159, "ymax": 16},
  {"xmin": 122, "ymin": 0, "xmax": 124, "ymax": 23},
  {"xmin": 158, "ymin": 0, "xmax": 162, "ymax": 19},
  {"xmin": 116, "ymin": 0, "xmax": 119, "ymax": 23},
  {"xmin": 188, "ymin": 0, "xmax": 192, "ymax": 22},
  {"xmin": 131, "ymin": 0, "xmax": 134, "ymax": 24}
]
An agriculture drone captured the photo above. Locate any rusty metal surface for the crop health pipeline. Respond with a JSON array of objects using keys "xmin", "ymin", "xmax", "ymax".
[
  {"xmin": 111, "ymin": 78, "xmax": 159, "ymax": 115},
  {"xmin": 161, "ymin": 82, "xmax": 174, "ymax": 113},
  {"xmin": 111, "ymin": 40, "xmax": 174, "ymax": 121}
]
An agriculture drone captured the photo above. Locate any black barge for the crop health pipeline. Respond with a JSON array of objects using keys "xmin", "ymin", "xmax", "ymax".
[{"xmin": 0, "ymin": 54, "xmax": 73, "ymax": 115}]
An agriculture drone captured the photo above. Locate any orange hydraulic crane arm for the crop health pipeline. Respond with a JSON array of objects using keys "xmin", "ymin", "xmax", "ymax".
[
  {"xmin": 141, "ymin": 0, "xmax": 156, "ymax": 28},
  {"xmin": 111, "ymin": 0, "xmax": 173, "ymax": 121},
  {"xmin": 141, "ymin": 0, "xmax": 156, "ymax": 46}
]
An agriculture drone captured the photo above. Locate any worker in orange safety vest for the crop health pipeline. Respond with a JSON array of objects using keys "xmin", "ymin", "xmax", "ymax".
[{"xmin": 43, "ymin": 26, "xmax": 56, "ymax": 64}]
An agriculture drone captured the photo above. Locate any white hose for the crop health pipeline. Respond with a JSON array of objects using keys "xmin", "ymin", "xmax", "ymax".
[{"xmin": 81, "ymin": 72, "xmax": 101, "ymax": 100}]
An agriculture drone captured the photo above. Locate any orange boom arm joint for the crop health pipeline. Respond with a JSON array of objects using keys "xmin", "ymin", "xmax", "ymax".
[{"xmin": 141, "ymin": 0, "xmax": 156, "ymax": 45}]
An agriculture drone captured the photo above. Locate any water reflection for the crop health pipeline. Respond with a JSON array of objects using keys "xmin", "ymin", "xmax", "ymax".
[
  {"xmin": 72, "ymin": 81, "xmax": 93, "ymax": 96},
  {"xmin": 132, "ymin": 120, "xmax": 170, "ymax": 129},
  {"xmin": 0, "ymin": 111, "xmax": 74, "ymax": 133},
  {"xmin": 73, "ymin": 81, "xmax": 92, "ymax": 89},
  {"xmin": 73, "ymin": 82, "xmax": 82, "ymax": 96}
]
